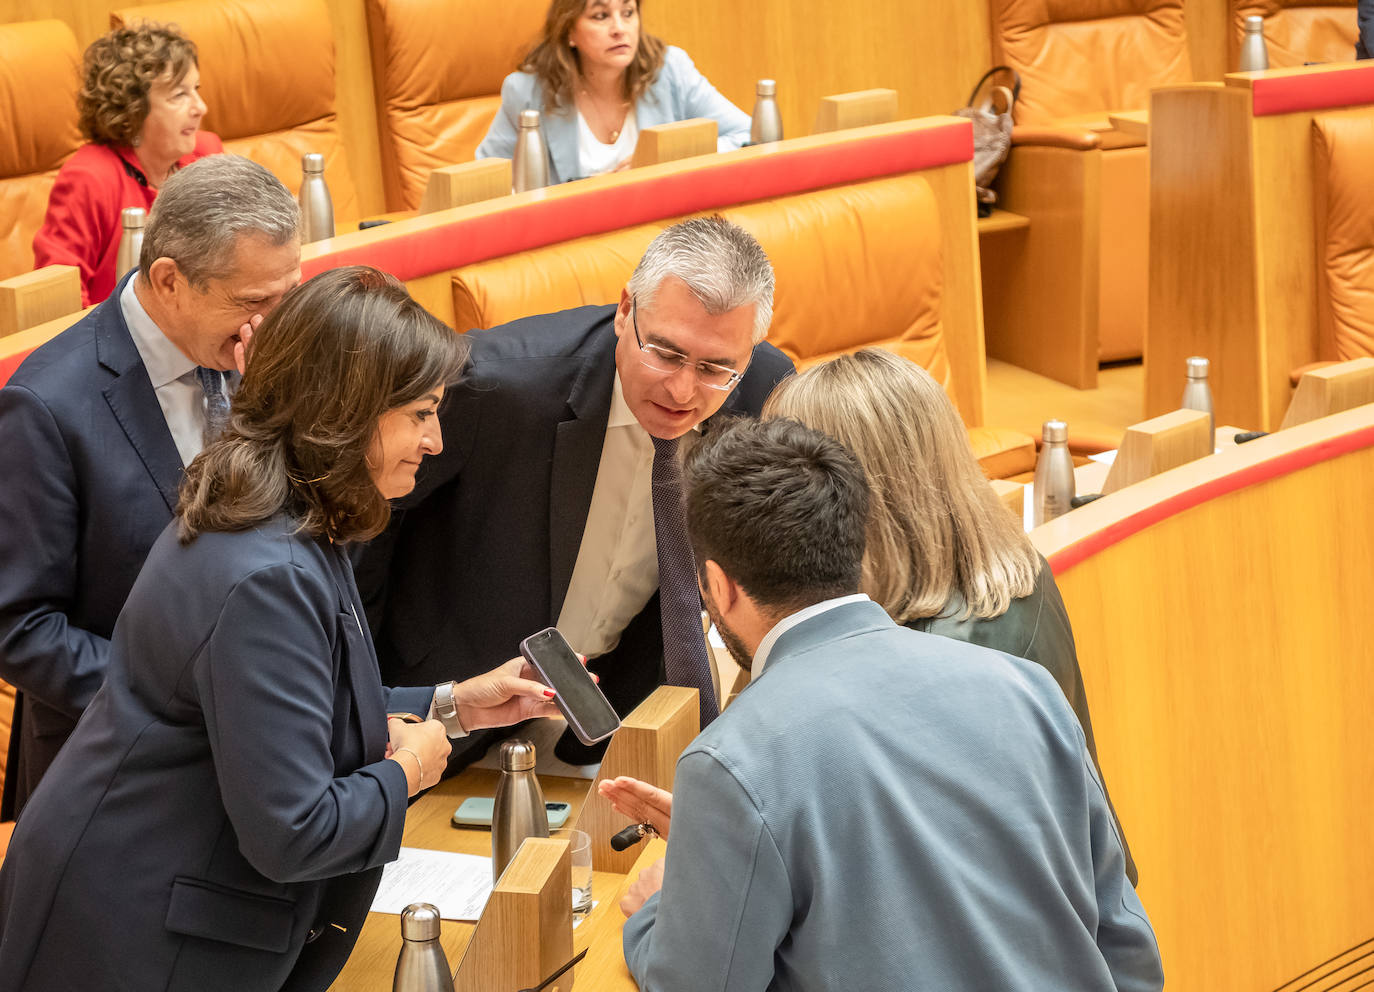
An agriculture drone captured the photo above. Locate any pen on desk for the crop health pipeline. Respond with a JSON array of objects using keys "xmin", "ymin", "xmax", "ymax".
[{"xmin": 610, "ymin": 821, "xmax": 658, "ymax": 852}]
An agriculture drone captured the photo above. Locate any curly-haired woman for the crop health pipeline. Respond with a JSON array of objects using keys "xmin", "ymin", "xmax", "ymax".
[{"xmin": 33, "ymin": 22, "xmax": 222, "ymax": 306}]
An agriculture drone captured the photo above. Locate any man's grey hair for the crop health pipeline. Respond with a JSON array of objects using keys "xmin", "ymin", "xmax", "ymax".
[
  {"xmin": 626, "ymin": 216, "xmax": 775, "ymax": 343},
  {"xmin": 140, "ymin": 155, "xmax": 300, "ymax": 288}
]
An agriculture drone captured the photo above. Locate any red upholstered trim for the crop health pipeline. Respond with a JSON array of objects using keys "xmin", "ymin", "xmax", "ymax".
[
  {"xmin": 1047, "ymin": 424, "xmax": 1374, "ymax": 575},
  {"xmin": 303, "ymin": 121, "xmax": 974, "ymax": 282},
  {"xmin": 0, "ymin": 350, "xmax": 32, "ymax": 388},
  {"xmin": 1250, "ymin": 64, "xmax": 1374, "ymax": 117}
]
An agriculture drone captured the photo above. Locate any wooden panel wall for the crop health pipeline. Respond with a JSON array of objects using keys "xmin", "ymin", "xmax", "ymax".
[{"xmin": 1033, "ymin": 407, "xmax": 1374, "ymax": 992}]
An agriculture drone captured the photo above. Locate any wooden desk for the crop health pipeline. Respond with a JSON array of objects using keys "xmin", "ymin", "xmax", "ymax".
[
  {"xmin": 329, "ymin": 768, "xmax": 640, "ymax": 991},
  {"xmin": 1106, "ymin": 110, "xmax": 1149, "ymax": 142}
]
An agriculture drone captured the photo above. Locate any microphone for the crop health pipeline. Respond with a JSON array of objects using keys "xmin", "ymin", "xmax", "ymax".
[{"xmin": 610, "ymin": 822, "xmax": 658, "ymax": 852}]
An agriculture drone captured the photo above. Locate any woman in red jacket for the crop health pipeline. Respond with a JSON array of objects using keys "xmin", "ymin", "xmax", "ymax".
[{"xmin": 33, "ymin": 23, "xmax": 223, "ymax": 306}]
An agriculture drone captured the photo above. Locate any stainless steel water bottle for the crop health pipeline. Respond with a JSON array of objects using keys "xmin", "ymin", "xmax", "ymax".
[
  {"xmin": 115, "ymin": 207, "xmax": 145, "ymax": 280},
  {"xmin": 750, "ymin": 79, "xmax": 783, "ymax": 144},
  {"xmin": 1238, "ymin": 15, "xmax": 1269, "ymax": 72},
  {"xmin": 491, "ymin": 740, "xmax": 548, "ymax": 882},
  {"xmin": 512, "ymin": 109, "xmax": 550, "ymax": 193},
  {"xmin": 392, "ymin": 903, "xmax": 455, "ymax": 992},
  {"xmin": 1182, "ymin": 356, "xmax": 1215, "ymax": 442},
  {"xmin": 298, "ymin": 152, "xmax": 335, "ymax": 244},
  {"xmin": 1033, "ymin": 420, "xmax": 1075, "ymax": 526}
]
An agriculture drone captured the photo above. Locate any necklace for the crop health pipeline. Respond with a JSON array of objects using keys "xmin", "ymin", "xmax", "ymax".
[{"xmin": 579, "ymin": 86, "xmax": 629, "ymax": 143}]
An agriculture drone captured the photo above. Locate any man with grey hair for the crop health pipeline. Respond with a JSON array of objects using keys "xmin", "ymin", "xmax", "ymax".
[
  {"xmin": 355, "ymin": 216, "xmax": 795, "ymax": 767},
  {"xmin": 0, "ymin": 154, "xmax": 300, "ymax": 816}
]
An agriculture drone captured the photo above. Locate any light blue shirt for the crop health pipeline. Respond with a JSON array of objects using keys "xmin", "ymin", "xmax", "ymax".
[
  {"xmin": 624, "ymin": 599, "xmax": 1163, "ymax": 992},
  {"xmin": 476, "ymin": 46, "xmax": 751, "ymax": 184}
]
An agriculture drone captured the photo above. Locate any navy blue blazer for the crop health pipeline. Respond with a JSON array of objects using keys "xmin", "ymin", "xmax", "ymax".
[
  {"xmin": 0, "ymin": 515, "xmax": 433, "ymax": 992},
  {"xmin": 0, "ymin": 272, "xmax": 183, "ymax": 818},
  {"xmin": 353, "ymin": 304, "xmax": 794, "ymax": 762}
]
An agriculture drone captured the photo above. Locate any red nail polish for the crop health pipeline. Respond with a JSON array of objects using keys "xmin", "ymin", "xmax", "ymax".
[{"xmin": 544, "ymin": 689, "xmax": 556, "ymax": 698}]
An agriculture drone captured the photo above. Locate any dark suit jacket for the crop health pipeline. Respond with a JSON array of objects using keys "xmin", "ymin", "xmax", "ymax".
[
  {"xmin": 0, "ymin": 515, "xmax": 433, "ymax": 992},
  {"xmin": 354, "ymin": 304, "xmax": 794, "ymax": 763},
  {"xmin": 0, "ymin": 272, "xmax": 183, "ymax": 818}
]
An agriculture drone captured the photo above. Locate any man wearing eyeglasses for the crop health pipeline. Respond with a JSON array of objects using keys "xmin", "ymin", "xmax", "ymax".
[{"xmin": 354, "ymin": 217, "xmax": 795, "ymax": 768}]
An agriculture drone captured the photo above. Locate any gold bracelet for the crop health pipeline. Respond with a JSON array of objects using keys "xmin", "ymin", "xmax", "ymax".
[{"xmin": 393, "ymin": 745, "xmax": 424, "ymax": 786}]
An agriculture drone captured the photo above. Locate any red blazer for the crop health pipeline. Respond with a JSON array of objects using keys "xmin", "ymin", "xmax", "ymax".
[{"xmin": 32, "ymin": 131, "xmax": 224, "ymax": 307}]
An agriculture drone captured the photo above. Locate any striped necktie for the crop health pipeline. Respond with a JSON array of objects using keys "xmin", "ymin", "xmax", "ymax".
[{"xmin": 196, "ymin": 366, "xmax": 230, "ymax": 447}]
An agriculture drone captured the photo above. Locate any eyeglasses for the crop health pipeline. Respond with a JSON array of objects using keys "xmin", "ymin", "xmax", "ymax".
[{"xmin": 631, "ymin": 296, "xmax": 747, "ymax": 391}]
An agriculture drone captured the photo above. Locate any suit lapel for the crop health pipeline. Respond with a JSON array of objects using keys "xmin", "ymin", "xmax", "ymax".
[
  {"xmin": 323, "ymin": 539, "xmax": 388, "ymax": 763},
  {"xmin": 96, "ymin": 279, "xmax": 186, "ymax": 514},
  {"xmin": 543, "ymin": 108, "xmax": 580, "ymax": 184},
  {"xmin": 548, "ymin": 326, "xmax": 618, "ymax": 623}
]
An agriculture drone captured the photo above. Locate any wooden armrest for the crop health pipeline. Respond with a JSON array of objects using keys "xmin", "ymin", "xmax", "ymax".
[
  {"xmin": 1011, "ymin": 125, "xmax": 1102, "ymax": 151},
  {"xmin": 1288, "ymin": 360, "xmax": 1337, "ymax": 387},
  {"xmin": 419, "ymin": 159, "xmax": 512, "ymax": 215},
  {"xmin": 813, "ymin": 89, "xmax": 899, "ymax": 134},
  {"xmin": 631, "ymin": 118, "xmax": 717, "ymax": 169},
  {"xmin": 0, "ymin": 265, "xmax": 82, "ymax": 338}
]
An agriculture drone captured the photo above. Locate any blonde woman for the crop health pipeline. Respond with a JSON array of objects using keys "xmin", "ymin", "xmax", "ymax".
[{"xmin": 761, "ymin": 348, "xmax": 1137, "ymax": 882}]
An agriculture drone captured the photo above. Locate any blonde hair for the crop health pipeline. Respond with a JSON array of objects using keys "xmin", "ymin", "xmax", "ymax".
[{"xmin": 762, "ymin": 349, "xmax": 1038, "ymax": 622}]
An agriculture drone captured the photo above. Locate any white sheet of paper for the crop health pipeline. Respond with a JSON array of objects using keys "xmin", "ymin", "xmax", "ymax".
[{"xmin": 370, "ymin": 847, "xmax": 494, "ymax": 921}]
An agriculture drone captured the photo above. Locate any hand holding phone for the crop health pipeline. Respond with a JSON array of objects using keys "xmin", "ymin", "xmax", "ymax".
[{"xmin": 520, "ymin": 627, "xmax": 621, "ymax": 745}]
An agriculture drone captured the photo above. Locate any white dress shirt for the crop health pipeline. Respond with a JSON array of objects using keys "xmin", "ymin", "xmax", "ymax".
[
  {"xmin": 556, "ymin": 372, "xmax": 697, "ymax": 660},
  {"xmin": 120, "ymin": 276, "xmax": 228, "ymax": 467},
  {"xmin": 750, "ymin": 593, "xmax": 871, "ymax": 680}
]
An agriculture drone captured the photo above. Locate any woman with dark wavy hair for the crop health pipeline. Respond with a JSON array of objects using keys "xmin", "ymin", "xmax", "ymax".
[
  {"xmin": 0, "ymin": 267, "xmax": 566, "ymax": 991},
  {"xmin": 476, "ymin": 0, "xmax": 750, "ymax": 182},
  {"xmin": 33, "ymin": 22, "xmax": 223, "ymax": 306}
]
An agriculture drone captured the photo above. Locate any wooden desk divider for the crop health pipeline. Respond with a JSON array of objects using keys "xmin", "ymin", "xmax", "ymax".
[
  {"xmin": 451, "ymin": 837, "xmax": 573, "ymax": 992},
  {"xmin": 1279, "ymin": 358, "xmax": 1374, "ymax": 430},
  {"xmin": 989, "ymin": 479, "xmax": 1025, "ymax": 519},
  {"xmin": 419, "ymin": 159, "xmax": 513, "ymax": 215},
  {"xmin": 575, "ymin": 685, "xmax": 699, "ymax": 873},
  {"xmin": 630, "ymin": 118, "xmax": 717, "ymax": 169},
  {"xmin": 0, "ymin": 265, "xmax": 81, "ymax": 339},
  {"xmin": 1102, "ymin": 408, "xmax": 1212, "ymax": 494},
  {"xmin": 812, "ymin": 89, "xmax": 899, "ymax": 134}
]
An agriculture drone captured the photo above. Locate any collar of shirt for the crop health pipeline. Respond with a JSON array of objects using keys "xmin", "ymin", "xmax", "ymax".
[
  {"xmin": 122, "ymin": 275, "xmax": 196, "ymax": 389},
  {"xmin": 750, "ymin": 593, "xmax": 872, "ymax": 681},
  {"xmin": 607, "ymin": 370, "xmax": 704, "ymax": 436}
]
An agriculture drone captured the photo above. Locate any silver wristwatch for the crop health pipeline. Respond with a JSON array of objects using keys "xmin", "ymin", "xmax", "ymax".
[{"xmin": 433, "ymin": 680, "xmax": 468, "ymax": 738}]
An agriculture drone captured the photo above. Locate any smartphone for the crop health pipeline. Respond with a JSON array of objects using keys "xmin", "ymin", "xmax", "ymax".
[
  {"xmin": 519, "ymin": 627, "xmax": 622, "ymax": 745},
  {"xmin": 451, "ymin": 797, "xmax": 571, "ymax": 829}
]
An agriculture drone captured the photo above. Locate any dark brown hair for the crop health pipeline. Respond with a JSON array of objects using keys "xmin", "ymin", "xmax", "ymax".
[
  {"xmin": 177, "ymin": 267, "xmax": 469, "ymax": 544},
  {"xmin": 685, "ymin": 417, "xmax": 870, "ymax": 616},
  {"xmin": 521, "ymin": 0, "xmax": 666, "ymax": 111},
  {"xmin": 78, "ymin": 23, "xmax": 199, "ymax": 147}
]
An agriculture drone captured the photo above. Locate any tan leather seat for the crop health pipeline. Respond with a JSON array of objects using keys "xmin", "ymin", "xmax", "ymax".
[
  {"xmin": 112, "ymin": 0, "xmax": 361, "ymax": 225},
  {"xmin": 1232, "ymin": 0, "xmax": 1359, "ymax": 68},
  {"xmin": 0, "ymin": 677, "xmax": 13, "ymax": 810},
  {"xmin": 985, "ymin": 0, "xmax": 1191, "ymax": 371},
  {"xmin": 0, "ymin": 20, "xmax": 83, "ymax": 281},
  {"xmin": 1312, "ymin": 113, "xmax": 1374, "ymax": 364},
  {"xmin": 365, "ymin": 0, "xmax": 543, "ymax": 211}
]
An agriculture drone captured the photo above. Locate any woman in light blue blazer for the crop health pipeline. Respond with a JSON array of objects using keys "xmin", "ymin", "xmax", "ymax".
[
  {"xmin": 476, "ymin": 0, "xmax": 750, "ymax": 183},
  {"xmin": 0, "ymin": 268, "xmax": 568, "ymax": 992}
]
